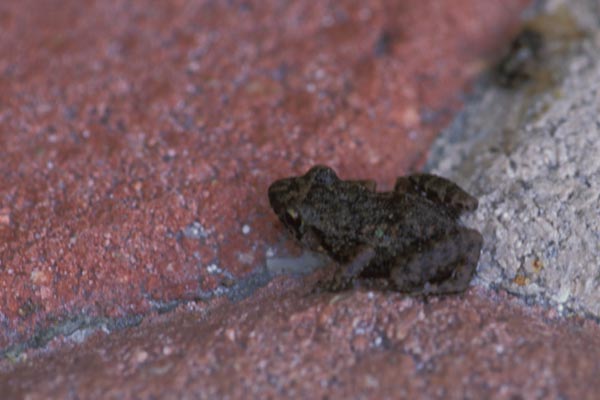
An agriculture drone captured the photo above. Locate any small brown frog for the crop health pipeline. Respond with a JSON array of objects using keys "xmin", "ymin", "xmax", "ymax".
[{"xmin": 268, "ymin": 165, "xmax": 483, "ymax": 294}]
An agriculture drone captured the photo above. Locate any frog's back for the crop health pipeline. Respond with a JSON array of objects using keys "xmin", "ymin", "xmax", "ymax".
[
  {"xmin": 358, "ymin": 192, "xmax": 458, "ymax": 244},
  {"xmin": 301, "ymin": 184, "xmax": 458, "ymax": 260}
]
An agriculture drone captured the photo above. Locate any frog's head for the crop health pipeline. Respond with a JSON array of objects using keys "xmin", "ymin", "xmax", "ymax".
[{"xmin": 268, "ymin": 165, "xmax": 339, "ymax": 240}]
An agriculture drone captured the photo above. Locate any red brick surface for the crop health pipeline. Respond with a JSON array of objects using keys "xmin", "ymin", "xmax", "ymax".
[
  {"xmin": 2, "ymin": 283, "xmax": 599, "ymax": 398},
  {"xmin": 0, "ymin": 0, "xmax": 531, "ymax": 350},
  {"xmin": 4, "ymin": 1, "xmax": 599, "ymax": 398}
]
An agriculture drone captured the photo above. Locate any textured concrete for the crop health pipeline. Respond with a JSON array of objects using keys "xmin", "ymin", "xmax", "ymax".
[{"xmin": 428, "ymin": 0, "xmax": 600, "ymax": 318}]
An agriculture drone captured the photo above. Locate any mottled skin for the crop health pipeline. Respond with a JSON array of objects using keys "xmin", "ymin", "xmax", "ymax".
[{"xmin": 268, "ymin": 165, "xmax": 483, "ymax": 295}]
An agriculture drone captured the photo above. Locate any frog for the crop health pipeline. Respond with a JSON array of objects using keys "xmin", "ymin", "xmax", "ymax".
[{"xmin": 268, "ymin": 165, "xmax": 483, "ymax": 295}]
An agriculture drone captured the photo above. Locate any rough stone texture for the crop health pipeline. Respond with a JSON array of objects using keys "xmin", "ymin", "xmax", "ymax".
[
  {"xmin": 0, "ymin": 0, "xmax": 531, "ymax": 351},
  {"xmin": 2, "ymin": 280, "xmax": 600, "ymax": 399},
  {"xmin": 428, "ymin": 0, "xmax": 600, "ymax": 318}
]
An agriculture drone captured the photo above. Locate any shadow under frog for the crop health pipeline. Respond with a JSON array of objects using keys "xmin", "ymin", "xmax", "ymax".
[{"xmin": 268, "ymin": 165, "xmax": 483, "ymax": 295}]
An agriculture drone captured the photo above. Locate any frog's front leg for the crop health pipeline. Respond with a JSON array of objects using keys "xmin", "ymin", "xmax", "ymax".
[
  {"xmin": 323, "ymin": 247, "xmax": 376, "ymax": 291},
  {"xmin": 391, "ymin": 228, "xmax": 483, "ymax": 295},
  {"xmin": 394, "ymin": 173, "xmax": 478, "ymax": 217}
]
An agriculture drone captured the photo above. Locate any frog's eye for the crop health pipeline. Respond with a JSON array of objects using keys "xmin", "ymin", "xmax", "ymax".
[
  {"xmin": 286, "ymin": 208, "xmax": 298, "ymax": 220},
  {"xmin": 283, "ymin": 207, "xmax": 303, "ymax": 232}
]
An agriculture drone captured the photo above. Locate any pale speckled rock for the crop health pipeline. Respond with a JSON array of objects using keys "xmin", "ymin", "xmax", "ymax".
[{"xmin": 428, "ymin": 0, "xmax": 600, "ymax": 317}]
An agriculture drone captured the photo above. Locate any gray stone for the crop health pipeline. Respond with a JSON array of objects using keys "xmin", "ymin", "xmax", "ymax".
[{"xmin": 427, "ymin": 0, "xmax": 600, "ymax": 317}]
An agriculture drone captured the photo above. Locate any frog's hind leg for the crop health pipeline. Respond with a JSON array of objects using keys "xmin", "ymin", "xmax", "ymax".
[
  {"xmin": 391, "ymin": 228, "xmax": 483, "ymax": 295},
  {"xmin": 394, "ymin": 173, "xmax": 478, "ymax": 217}
]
